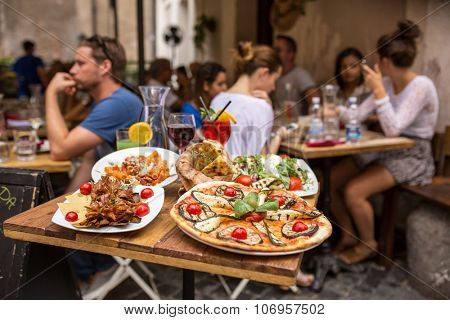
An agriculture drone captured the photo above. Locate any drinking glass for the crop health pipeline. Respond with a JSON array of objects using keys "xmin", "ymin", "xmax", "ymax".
[
  {"xmin": 0, "ymin": 131, "xmax": 10, "ymax": 163},
  {"xmin": 167, "ymin": 113, "xmax": 196, "ymax": 154},
  {"xmin": 27, "ymin": 106, "xmax": 44, "ymax": 130},
  {"xmin": 201, "ymin": 120, "xmax": 231, "ymax": 145},
  {"xmin": 13, "ymin": 128, "xmax": 37, "ymax": 161},
  {"xmin": 116, "ymin": 128, "xmax": 144, "ymax": 150}
]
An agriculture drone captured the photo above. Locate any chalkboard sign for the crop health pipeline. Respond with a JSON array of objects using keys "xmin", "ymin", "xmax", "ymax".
[{"xmin": 0, "ymin": 168, "xmax": 79, "ymax": 299}]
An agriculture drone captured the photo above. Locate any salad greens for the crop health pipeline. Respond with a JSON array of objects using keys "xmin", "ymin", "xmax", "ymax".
[{"xmin": 233, "ymin": 192, "xmax": 279, "ymax": 218}]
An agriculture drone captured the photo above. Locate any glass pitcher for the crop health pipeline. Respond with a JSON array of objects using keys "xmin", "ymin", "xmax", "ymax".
[{"xmin": 138, "ymin": 86, "xmax": 170, "ymax": 149}]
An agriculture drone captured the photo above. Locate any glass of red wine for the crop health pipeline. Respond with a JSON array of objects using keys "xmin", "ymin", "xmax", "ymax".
[{"xmin": 167, "ymin": 113, "xmax": 196, "ymax": 154}]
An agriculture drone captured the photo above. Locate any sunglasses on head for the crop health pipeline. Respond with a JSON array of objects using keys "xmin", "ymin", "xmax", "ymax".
[{"xmin": 86, "ymin": 35, "xmax": 114, "ymax": 66}]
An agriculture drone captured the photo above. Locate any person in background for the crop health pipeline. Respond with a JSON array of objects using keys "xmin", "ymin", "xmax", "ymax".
[
  {"xmin": 146, "ymin": 58, "xmax": 182, "ymax": 112},
  {"xmin": 44, "ymin": 35, "xmax": 143, "ymax": 291},
  {"xmin": 329, "ymin": 20, "xmax": 439, "ymax": 264},
  {"xmin": 175, "ymin": 65, "xmax": 192, "ymax": 102},
  {"xmin": 181, "ymin": 62, "xmax": 227, "ymax": 128},
  {"xmin": 273, "ymin": 35, "xmax": 318, "ymax": 115},
  {"xmin": 334, "ymin": 47, "xmax": 370, "ymax": 106},
  {"xmin": 13, "ymin": 40, "xmax": 48, "ymax": 97}
]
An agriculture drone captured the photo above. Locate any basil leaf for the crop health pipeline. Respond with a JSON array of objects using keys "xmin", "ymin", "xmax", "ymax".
[
  {"xmin": 256, "ymin": 199, "xmax": 279, "ymax": 212},
  {"xmin": 233, "ymin": 199, "xmax": 254, "ymax": 218},
  {"xmin": 243, "ymin": 192, "xmax": 259, "ymax": 209}
]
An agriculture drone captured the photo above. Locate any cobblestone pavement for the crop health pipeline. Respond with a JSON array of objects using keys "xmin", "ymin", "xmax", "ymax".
[{"xmin": 105, "ymin": 258, "xmax": 427, "ymax": 300}]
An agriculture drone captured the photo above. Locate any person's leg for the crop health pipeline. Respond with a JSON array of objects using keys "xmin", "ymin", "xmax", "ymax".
[
  {"xmin": 338, "ymin": 165, "xmax": 396, "ymax": 264},
  {"xmin": 329, "ymin": 158, "xmax": 360, "ymax": 252}
]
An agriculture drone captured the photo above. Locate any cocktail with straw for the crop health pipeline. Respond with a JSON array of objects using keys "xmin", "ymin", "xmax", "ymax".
[{"xmin": 200, "ymin": 99, "xmax": 235, "ymax": 145}]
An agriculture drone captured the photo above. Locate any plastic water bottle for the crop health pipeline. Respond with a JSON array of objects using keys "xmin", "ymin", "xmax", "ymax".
[
  {"xmin": 322, "ymin": 84, "xmax": 339, "ymax": 141},
  {"xmin": 345, "ymin": 96, "xmax": 361, "ymax": 143},
  {"xmin": 308, "ymin": 97, "xmax": 324, "ymax": 142}
]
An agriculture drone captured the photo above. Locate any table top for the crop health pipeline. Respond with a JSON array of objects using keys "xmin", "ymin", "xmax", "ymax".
[
  {"xmin": 4, "ymin": 182, "xmax": 320, "ymax": 286},
  {"xmin": 280, "ymin": 130, "xmax": 415, "ymax": 159},
  {"xmin": 0, "ymin": 150, "xmax": 72, "ymax": 173}
]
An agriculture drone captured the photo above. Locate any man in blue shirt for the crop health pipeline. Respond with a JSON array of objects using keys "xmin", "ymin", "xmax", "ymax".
[
  {"xmin": 13, "ymin": 40, "xmax": 48, "ymax": 97},
  {"xmin": 45, "ymin": 35, "xmax": 143, "ymax": 290}
]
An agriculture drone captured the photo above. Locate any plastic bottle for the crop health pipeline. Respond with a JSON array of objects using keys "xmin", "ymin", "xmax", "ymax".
[
  {"xmin": 322, "ymin": 84, "xmax": 339, "ymax": 141},
  {"xmin": 345, "ymin": 96, "xmax": 361, "ymax": 143},
  {"xmin": 308, "ymin": 97, "xmax": 324, "ymax": 142}
]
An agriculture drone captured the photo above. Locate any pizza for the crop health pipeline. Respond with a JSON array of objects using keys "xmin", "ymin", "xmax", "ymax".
[{"xmin": 169, "ymin": 181, "xmax": 332, "ymax": 253}]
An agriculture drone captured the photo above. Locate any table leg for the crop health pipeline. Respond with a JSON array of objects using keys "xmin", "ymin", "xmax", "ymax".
[
  {"xmin": 322, "ymin": 158, "xmax": 332, "ymax": 215},
  {"xmin": 182, "ymin": 269, "xmax": 195, "ymax": 299}
]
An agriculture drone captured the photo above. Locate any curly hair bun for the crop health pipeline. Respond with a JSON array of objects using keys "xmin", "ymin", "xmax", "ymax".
[
  {"xmin": 396, "ymin": 19, "xmax": 421, "ymax": 40},
  {"xmin": 237, "ymin": 42, "xmax": 254, "ymax": 61}
]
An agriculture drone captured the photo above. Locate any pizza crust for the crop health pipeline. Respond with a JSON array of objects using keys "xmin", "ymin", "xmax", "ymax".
[{"xmin": 170, "ymin": 181, "xmax": 332, "ymax": 253}]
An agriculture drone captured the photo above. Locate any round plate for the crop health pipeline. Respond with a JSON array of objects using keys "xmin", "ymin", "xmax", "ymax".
[
  {"xmin": 91, "ymin": 147, "xmax": 179, "ymax": 188},
  {"xmin": 294, "ymin": 159, "xmax": 319, "ymax": 197},
  {"xmin": 51, "ymin": 185, "xmax": 164, "ymax": 233},
  {"xmin": 180, "ymin": 227, "xmax": 324, "ymax": 256}
]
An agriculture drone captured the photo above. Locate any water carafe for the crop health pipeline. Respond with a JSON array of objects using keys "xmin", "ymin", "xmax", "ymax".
[{"xmin": 138, "ymin": 86, "xmax": 170, "ymax": 149}]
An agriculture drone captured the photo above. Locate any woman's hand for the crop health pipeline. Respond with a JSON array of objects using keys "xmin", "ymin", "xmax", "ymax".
[
  {"xmin": 251, "ymin": 90, "xmax": 272, "ymax": 105},
  {"xmin": 362, "ymin": 64, "xmax": 386, "ymax": 100}
]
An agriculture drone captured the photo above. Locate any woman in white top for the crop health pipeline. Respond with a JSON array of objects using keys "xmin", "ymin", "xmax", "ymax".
[
  {"xmin": 330, "ymin": 20, "xmax": 439, "ymax": 264},
  {"xmin": 211, "ymin": 42, "xmax": 282, "ymax": 158}
]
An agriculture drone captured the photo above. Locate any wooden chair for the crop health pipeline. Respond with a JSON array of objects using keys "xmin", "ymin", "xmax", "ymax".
[{"xmin": 377, "ymin": 126, "xmax": 450, "ymax": 268}]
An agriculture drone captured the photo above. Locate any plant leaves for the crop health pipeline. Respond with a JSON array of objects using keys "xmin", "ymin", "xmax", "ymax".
[
  {"xmin": 233, "ymin": 199, "xmax": 254, "ymax": 218},
  {"xmin": 255, "ymin": 199, "xmax": 279, "ymax": 212}
]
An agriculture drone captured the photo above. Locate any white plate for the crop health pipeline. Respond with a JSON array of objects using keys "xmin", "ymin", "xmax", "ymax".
[
  {"xmin": 294, "ymin": 159, "xmax": 319, "ymax": 197},
  {"xmin": 91, "ymin": 147, "xmax": 179, "ymax": 188},
  {"xmin": 180, "ymin": 228, "xmax": 324, "ymax": 256},
  {"xmin": 51, "ymin": 185, "xmax": 164, "ymax": 233}
]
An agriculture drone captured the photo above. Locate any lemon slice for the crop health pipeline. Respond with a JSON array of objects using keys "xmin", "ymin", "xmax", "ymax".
[
  {"xmin": 128, "ymin": 122, "xmax": 153, "ymax": 145},
  {"xmin": 216, "ymin": 110, "xmax": 237, "ymax": 124}
]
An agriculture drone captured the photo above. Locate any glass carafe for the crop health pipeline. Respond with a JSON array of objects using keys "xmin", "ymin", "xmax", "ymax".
[{"xmin": 138, "ymin": 86, "xmax": 170, "ymax": 149}]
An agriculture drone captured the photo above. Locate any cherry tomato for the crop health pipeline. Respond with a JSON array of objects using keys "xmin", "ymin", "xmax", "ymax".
[
  {"xmin": 231, "ymin": 227, "xmax": 248, "ymax": 240},
  {"xmin": 140, "ymin": 188, "xmax": 154, "ymax": 199},
  {"xmin": 242, "ymin": 212, "xmax": 266, "ymax": 222},
  {"xmin": 79, "ymin": 182, "xmax": 92, "ymax": 195},
  {"xmin": 288, "ymin": 177, "xmax": 302, "ymax": 191},
  {"xmin": 186, "ymin": 203, "xmax": 202, "ymax": 215},
  {"xmin": 224, "ymin": 187, "xmax": 237, "ymax": 197},
  {"xmin": 235, "ymin": 175, "xmax": 253, "ymax": 186},
  {"xmin": 269, "ymin": 195, "xmax": 286, "ymax": 206},
  {"xmin": 65, "ymin": 211, "xmax": 78, "ymax": 222},
  {"xmin": 292, "ymin": 221, "xmax": 308, "ymax": 232},
  {"xmin": 136, "ymin": 203, "xmax": 150, "ymax": 217}
]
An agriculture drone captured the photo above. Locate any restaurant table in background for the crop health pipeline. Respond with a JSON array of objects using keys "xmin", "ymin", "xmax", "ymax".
[
  {"xmin": 280, "ymin": 130, "xmax": 415, "ymax": 215},
  {"xmin": 4, "ymin": 182, "xmax": 320, "ymax": 299},
  {"xmin": 0, "ymin": 148, "xmax": 72, "ymax": 173}
]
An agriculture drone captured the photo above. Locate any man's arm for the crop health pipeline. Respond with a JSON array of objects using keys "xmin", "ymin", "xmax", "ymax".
[
  {"xmin": 45, "ymin": 72, "xmax": 103, "ymax": 161},
  {"xmin": 65, "ymin": 149, "xmax": 96, "ymax": 193}
]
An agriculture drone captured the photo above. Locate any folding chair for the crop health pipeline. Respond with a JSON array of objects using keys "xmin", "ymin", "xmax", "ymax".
[{"xmin": 82, "ymin": 257, "xmax": 160, "ymax": 300}]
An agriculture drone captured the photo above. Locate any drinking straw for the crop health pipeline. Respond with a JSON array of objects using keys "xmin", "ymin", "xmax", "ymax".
[
  {"xmin": 212, "ymin": 100, "xmax": 232, "ymax": 121},
  {"xmin": 199, "ymin": 96, "xmax": 211, "ymax": 120}
]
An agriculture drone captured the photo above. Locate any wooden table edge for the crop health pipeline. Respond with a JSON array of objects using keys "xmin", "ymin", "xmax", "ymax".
[{"xmin": 4, "ymin": 229, "xmax": 300, "ymax": 286}]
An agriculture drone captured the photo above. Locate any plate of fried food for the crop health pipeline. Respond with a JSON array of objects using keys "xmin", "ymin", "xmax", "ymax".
[
  {"xmin": 51, "ymin": 176, "xmax": 164, "ymax": 233},
  {"xmin": 91, "ymin": 147, "xmax": 179, "ymax": 187}
]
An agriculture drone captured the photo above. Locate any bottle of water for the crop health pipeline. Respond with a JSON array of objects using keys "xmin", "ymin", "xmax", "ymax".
[
  {"xmin": 322, "ymin": 85, "xmax": 339, "ymax": 141},
  {"xmin": 308, "ymin": 97, "xmax": 323, "ymax": 142},
  {"xmin": 345, "ymin": 96, "xmax": 361, "ymax": 143}
]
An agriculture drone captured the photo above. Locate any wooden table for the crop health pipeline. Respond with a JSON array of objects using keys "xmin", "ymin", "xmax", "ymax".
[
  {"xmin": 0, "ymin": 151, "xmax": 72, "ymax": 173},
  {"xmin": 280, "ymin": 130, "xmax": 415, "ymax": 159},
  {"xmin": 280, "ymin": 130, "xmax": 415, "ymax": 214},
  {"xmin": 4, "ymin": 182, "xmax": 319, "ymax": 299}
]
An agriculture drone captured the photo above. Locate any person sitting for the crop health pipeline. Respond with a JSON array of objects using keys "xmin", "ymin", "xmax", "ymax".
[
  {"xmin": 146, "ymin": 58, "xmax": 182, "ymax": 112},
  {"xmin": 44, "ymin": 35, "xmax": 143, "ymax": 288},
  {"xmin": 13, "ymin": 40, "xmax": 48, "ymax": 97},
  {"xmin": 329, "ymin": 20, "xmax": 439, "ymax": 264},
  {"xmin": 181, "ymin": 62, "xmax": 227, "ymax": 128},
  {"xmin": 334, "ymin": 47, "xmax": 370, "ymax": 106},
  {"xmin": 273, "ymin": 35, "xmax": 318, "ymax": 116}
]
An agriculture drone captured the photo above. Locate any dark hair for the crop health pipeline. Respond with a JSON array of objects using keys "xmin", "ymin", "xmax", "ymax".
[
  {"xmin": 276, "ymin": 35, "xmax": 297, "ymax": 53},
  {"xmin": 22, "ymin": 40, "xmax": 35, "ymax": 51},
  {"xmin": 194, "ymin": 62, "xmax": 226, "ymax": 106},
  {"xmin": 232, "ymin": 42, "xmax": 281, "ymax": 77},
  {"xmin": 149, "ymin": 58, "xmax": 171, "ymax": 79},
  {"xmin": 335, "ymin": 47, "xmax": 364, "ymax": 90},
  {"xmin": 80, "ymin": 35, "xmax": 127, "ymax": 82},
  {"xmin": 377, "ymin": 20, "xmax": 421, "ymax": 68}
]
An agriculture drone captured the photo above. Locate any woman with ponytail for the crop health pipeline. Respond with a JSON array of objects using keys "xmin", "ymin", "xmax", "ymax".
[
  {"xmin": 329, "ymin": 20, "xmax": 439, "ymax": 264},
  {"xmin": 211, "ymin": 42, "xmax": 283, "ymax": 158}
]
